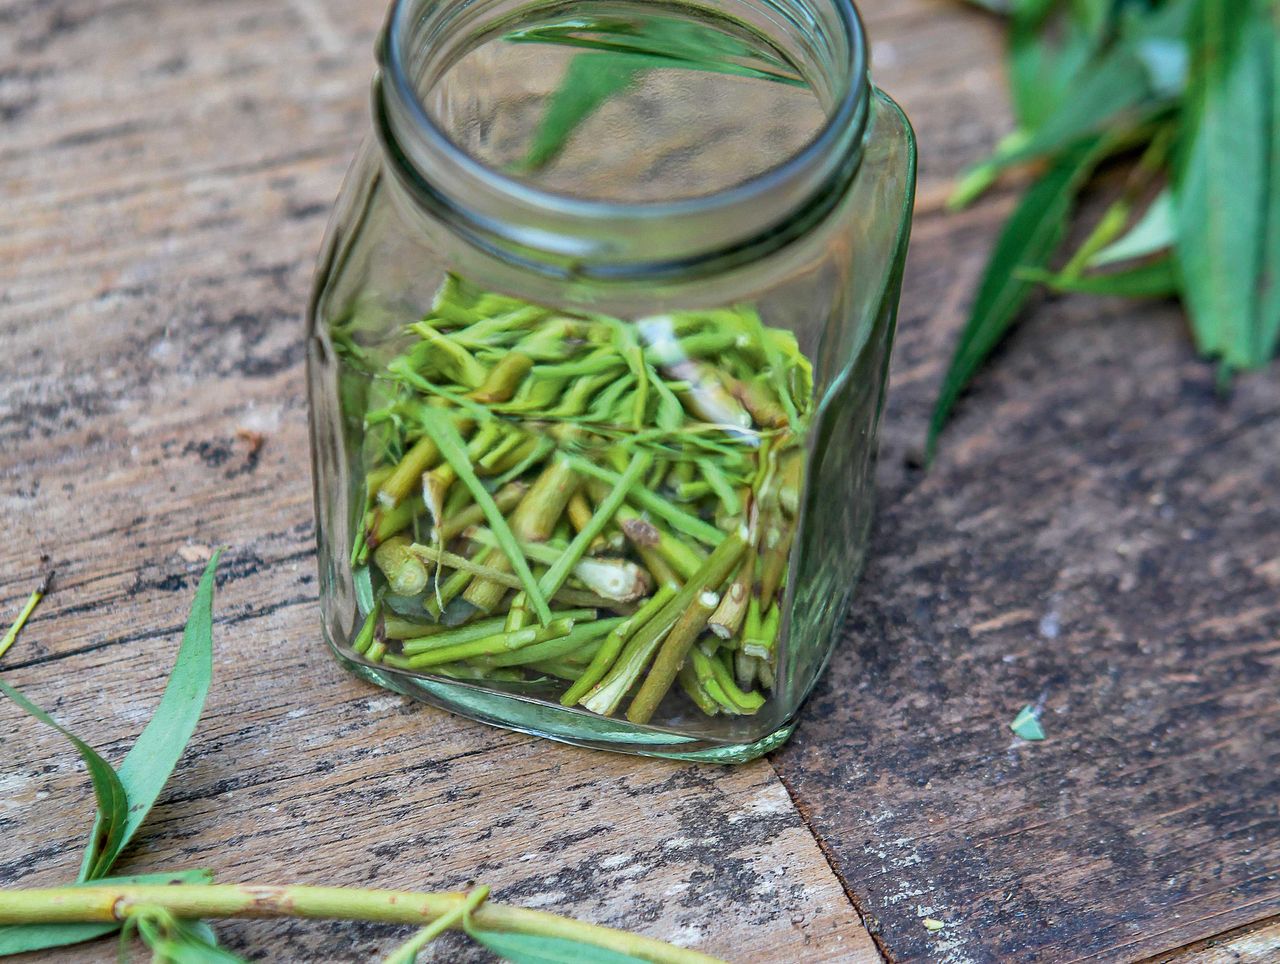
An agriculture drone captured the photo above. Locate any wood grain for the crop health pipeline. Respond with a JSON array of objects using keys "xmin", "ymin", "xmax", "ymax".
[
  {"xmin": 775, "ymin": 1, "xmax": 1280, "ymax": 962},
  {"xmin": 0, "ymin": 0, "xmax": 878, "ymax": 960},
  {"xmin": 4, "ymin": 0, "xmax": 1279, "ymax": 961}
]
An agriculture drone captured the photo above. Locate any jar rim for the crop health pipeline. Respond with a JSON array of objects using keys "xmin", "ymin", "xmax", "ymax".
[{"xmin": 376, "ymin": 0, "xmax": 871, "ymax": 278}]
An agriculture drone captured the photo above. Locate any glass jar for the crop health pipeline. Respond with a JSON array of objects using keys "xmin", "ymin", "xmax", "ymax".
[{"xmin": 306, "ymin": 0, "xmax": 915, "ymax": 762}]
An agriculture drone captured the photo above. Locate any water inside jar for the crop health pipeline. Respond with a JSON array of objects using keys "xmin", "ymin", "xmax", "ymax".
[{"xmin": 424, "ymin": 2, "xmax": 828, "ymax": 202}]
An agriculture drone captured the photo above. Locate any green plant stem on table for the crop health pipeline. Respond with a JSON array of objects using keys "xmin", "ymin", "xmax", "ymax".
[{"xmin": 0, "ymin": 559, "xmax": 724, "ymax": 963}]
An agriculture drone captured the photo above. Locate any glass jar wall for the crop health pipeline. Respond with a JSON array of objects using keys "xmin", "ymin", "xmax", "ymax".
[{"xmin": 306, "ymin": 0, "xmax": 915, "ymax": 762}]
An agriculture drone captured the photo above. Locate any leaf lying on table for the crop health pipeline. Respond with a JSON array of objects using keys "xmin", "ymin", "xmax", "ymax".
[
  {"xmin": 1018, "ymin": 258, "xmax": 1178, "ymax": 299},
  {"xmin": 1172, "ymin": 0, "xmax": 1275, "ymax": 368},
  {"xmin": 85, "ymin": 549, "xmax": 222, "ymax": 880},
  {"xmin": 0, "ymin": 553, "xmax": 222, "ymax": 954},
  {"xmin": 0, "ymin": 676, "xmax": 129, "ymax": 889},
  {"xmin": 934, "ymin": 0, "xmax": 1280, "ymax": 454},
  {"xmin": 928, "ymin": 136, "xmax": 1104, "ymax": 458},
  {"xmin": 0, "ymin": 552, "xmax": 722, "ymax": 963},
  {"xmin": 1089, "ymin": 188, "xmax": 1175, "ymax": 268}
]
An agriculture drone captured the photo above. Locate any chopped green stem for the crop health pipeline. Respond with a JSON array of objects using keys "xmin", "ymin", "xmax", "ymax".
[
  {"xmin": 401, "ymin": 610, "xmax": 596, "ymax": 655},
  {"xmin": 569, "ymin": 458, "xmax": 724, "ymax": 546},
  {"xmin": 426, "ymin": 548, "xmax": 491, "ymax": 619},
  {"xmin": 419, "ymin": 415, "xmax": 554, "ymax": 625},
  {"xmin": 559, "ymin": 584, "xmax": 676, "ymax": 707},
  {"xmin": 373, "ymin": 536, "xmax": 430, "ymax": 597},
  {"xmin": 743, "ymin": 602, "xmax": 780, "ymax": 660},
  {"xmin": 0, "ymin": 884, "xmax": 723, "ymax": 964},
  {"xmin": 700, "ymin": 649, "xmax": 764, "ymax": 714},
  {"xmin": 625, "ymin": 590, "xmax": 720, "ymax": 725},
  {"xmin": 0, "ymin": 574, "xmax": 51, "ymax": 661},
  {"xmin": 468, "ymin": 352, "xmax": 533, "ymax": 403},
  {"xmin": 678, "ymin": 661, "xmax": 721, "ymax": 715},
  {"xmin": 708, "ymin": 555, "xmax": 752, "ymax": 640},
  {"xmin": 584, "ymin": 532, "xmax": 744, "ymax": 717},
  {"xmin": 377, "ymin": 435, "xmax": 442, "ymax": 509},
  {"xmin": 487, "ymin": 616, "xmax": 624, "ymax": 667},
  {"xmin": 397, "ymin": 617, "xmax": 577, "ymax": 668},
  {"xmin": 408, "ymin": 322, "xmax": 490, "ymax": 388},
  {"xmin": 382, "ymin": 616, "xmax": 442, "ymax": 640},
  {"xmin": 536, "ymin": 451, "xmax": 651, "ymax": 600},
  {"xmin": 350, "ymin": 598, "xmax": 382, "ymax": 656},
  {"xmin": 434, "ymin": 481, "xmax": 527, "ymax": 542}
]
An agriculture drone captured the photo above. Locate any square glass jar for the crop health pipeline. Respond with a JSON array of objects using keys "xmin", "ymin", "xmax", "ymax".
[{"xmin": 306, "ymin": 0, "xmax": 915, "ymax": 762}]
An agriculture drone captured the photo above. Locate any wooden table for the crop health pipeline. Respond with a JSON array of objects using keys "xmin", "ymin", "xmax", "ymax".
[{"xmin": 2, "ymin": 0, "xmax": 1277, "ymax": 961}]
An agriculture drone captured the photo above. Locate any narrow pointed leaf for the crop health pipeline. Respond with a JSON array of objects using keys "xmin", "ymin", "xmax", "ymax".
[
  {"xmin": 0, "ymin": 870, "xmax": 213, "ymax": 955},
  {"xmin": 85, "ymin": 552, "xmax": 223, "ymax": 876},
  {"xmin": 1172, "ymin": 0, "xmax": 1271, "ymax": 367},
  {"xmin": 521, "ymin": 54, "xmax": 643, "ymax": 171},
  {"xmin": 0, "ymin": 679, "xmax": 127, "ymax": 883},
  {"xmin": 929, "ymin": 136, "xmax": 1103, "ymax": 456},
  {"xmin": 1090, "ymin": 188, "xmax": 1176, "ymax": 267},
  {"xmin": 1019, "ymin": 258, "xmax": 1178, "ymax": 298},
  {"xmin": 466, "ymin": 928, "xmax": 652, "ymax": 964},
  {"xmin": 1259, "ymin": 1, "xmax": 1280, "ymax": 359}
]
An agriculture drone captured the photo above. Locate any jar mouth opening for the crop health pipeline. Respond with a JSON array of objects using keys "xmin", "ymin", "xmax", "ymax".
[{"xmin": 376, "ymin": 0, "xmax": 870, "ymax": 276}]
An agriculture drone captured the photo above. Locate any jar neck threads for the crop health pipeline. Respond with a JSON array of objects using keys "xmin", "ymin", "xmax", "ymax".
[{"xmin": 373, "ymin": 0, "xmax": 870, "ymax": 281}]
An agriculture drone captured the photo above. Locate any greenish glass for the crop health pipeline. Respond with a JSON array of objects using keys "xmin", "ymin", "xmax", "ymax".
[{"xmin": 306, "ymin": 0, "xmax": 915, "ymax": 762}]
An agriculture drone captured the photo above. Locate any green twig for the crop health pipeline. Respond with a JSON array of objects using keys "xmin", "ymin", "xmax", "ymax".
[{"xmin": 0, "ymin": 574, "xmax": 52, "ymax": 662}]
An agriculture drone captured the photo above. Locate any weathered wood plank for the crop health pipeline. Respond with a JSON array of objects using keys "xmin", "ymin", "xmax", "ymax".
[
  {"xmin": 775, "ymin": 1, "xmax": 1280, "ymax": 962},
  {"xmin": 0, "ymin": 0, "xmax": 879, "ymax": 959},
  {"xmin": 1167, "ymin": 921, "xmax": 1280, "ymax": 964}
]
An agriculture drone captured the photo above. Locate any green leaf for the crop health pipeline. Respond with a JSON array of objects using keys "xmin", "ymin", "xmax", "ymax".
[
  {"xmin": 1010, "ymin": 705, "xmax": 1046, "ymax": 740},
  {"xmin": 1258, "ymin": 1, "xmax": 1280, "ymax": 360},
  {"xmin": 1090, "ymin": 188, "xmax": 1176, "ymax": 267},
  {"xmin": 522, "ymin": 54, "xmax": 642, "ymax": 170},
  {"xmin": 1008, "ymin": 0, "xmax": 1095, "ymax": 131},
  {"xmin": 81, "ymin": 552, "xmax": 223, "ymax": 879},
  {"xmin": 466, "ymin": 928, "xmax": 652, "ymax": 964},
  {"xmin": 963, "ymin": 46, "xmax": 1154, "ymax": 190},
  {"xmin": 1019, "ymin": 258, "xmax": 1178, "ymax": 298},
  {"xmin": 0, "ymin": 679, "xmax": 127, "ymax": 883},
  {"xmin": 133, "ymin": 913, "xmax": 248, "ymax": 964},
  {"xmin": 929, "ymin": 137, "xmax": 1103, "ymax": 457},
  {"xmin": 1172, "ymin": 0, "xmax": 1272, "ymax": 367},
  {"xmin": 0, "ymin": 575, "xmax": 50, "ymax": 661},
  {"xmin": 0, "ymin": 870, "xmax": 213, "ymax": 956},
  {"xmin": 509, "ymin": 13, "xmax": 804, "ymax": 172}
]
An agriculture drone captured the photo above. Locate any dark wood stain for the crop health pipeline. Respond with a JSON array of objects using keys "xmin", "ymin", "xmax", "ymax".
[{"xmin": 772, "ymin": 3, "xmax": 1280, "ymax": 962}]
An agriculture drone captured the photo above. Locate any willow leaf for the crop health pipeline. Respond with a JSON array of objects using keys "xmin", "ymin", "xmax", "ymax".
[
  {"xmin": 1019, "ymin": 258, "xmax": 1178, "ymax": 298},
  {"xmin": 1090, "ymin": 188, "xmax": 1176, "ymax": 267},
  {"xmin": 0, "ymin": 870, "xmax": 213, "ymax": 955},
  {"xmin": 1259, "ymin": 1, "xmax": 1280, "ymax": 360},
  {"xmin": 0, "ymin": 678, "xmax": 127, "ymax": 883},
  {"xmin": 929, "ymin": 136, "xmax": 1103, "ymax": 457},
  {"xmin": 523, "ymin": 55, "xmax": 643, "ymax": 171},
  {"xmin": 466, "ymin": 928, "xmax": 651, "ymax": 964},
  {"xmin": 959, "ymin": 47, "xmax": 1152, "ymax": 196},
  {"xmin": 1172, "ymin": 0, "xmax": 1271, "ymax": 367},
  {"xmin": 81, "ymin": 552, "xmax": 222, "ymax": 879}
]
